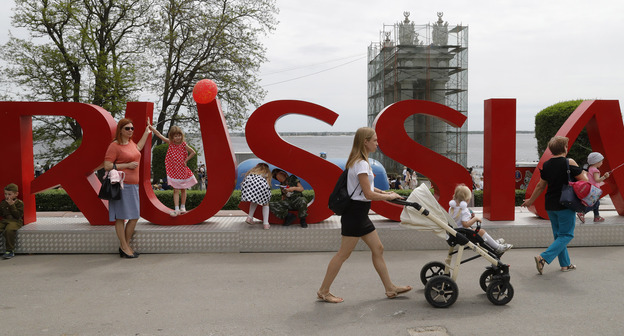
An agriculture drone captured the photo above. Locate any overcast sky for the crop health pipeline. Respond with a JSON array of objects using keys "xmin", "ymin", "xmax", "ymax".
[{"xmin": 2, "ymin": 0, "xmax": 623, "ymax": 132}]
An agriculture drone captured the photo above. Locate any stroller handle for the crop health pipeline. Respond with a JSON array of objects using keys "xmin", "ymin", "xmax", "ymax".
[{"xmin": 390, "ymin": 199, "xmax": 430, "ymax": 216}]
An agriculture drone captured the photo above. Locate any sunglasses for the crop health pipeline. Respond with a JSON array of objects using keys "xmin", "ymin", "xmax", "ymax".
[{"xmin": 124, "ymin": 127, "xmax": 134, "ymax": 131}]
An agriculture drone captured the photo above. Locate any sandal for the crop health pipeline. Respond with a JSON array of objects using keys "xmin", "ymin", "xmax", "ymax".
[
  {"xmin": 317, "ymin": 291, "xmax": 343, "ymax": 303},
  {"xmin": 534, "ymin": 256, "xmax": 546, "ymax": 275},
  {"xmin": 561, "ymin": 264, "xmax": 577, "ymax": 272},
  {"xmin": 385, "ymin": 285, "xmax": 412, "ymax": 299}
]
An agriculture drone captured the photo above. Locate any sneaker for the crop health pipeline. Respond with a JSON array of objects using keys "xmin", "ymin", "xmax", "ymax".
[
  {"xmin": 577, "ymin": 212, "xmax": 585, "ymax": 223},
  {"xmin": 594, "ymin": 216, "xmax": 605, "ymax": 222},
  {"xmin": 3, "ymin": 251, "xmax": 14, "ymax": 259},
  {"xmin": 300, "ymin": 217, "xmax": 308, "ymax": 228},
  {"xmin": 263, "ymin": 224, "xmax": 270, "ymax": 230},
  {"xmin": 180, "ymin": 206, "xmax": 187, "ymax": 214},
  {"xmin": 495, "ymin": 243, "xmax": 513, "ymax": 255},
  {"xmin": 495, "ymin": 238, "xmax": 505, "ymax": 244},
  {"xmin": 169, "ymin": 211, "xmax": 179, "ymax": 217}
]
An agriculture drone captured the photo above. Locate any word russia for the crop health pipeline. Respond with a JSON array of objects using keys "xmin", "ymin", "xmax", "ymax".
[{"xmin": 1, "ymin": 99, "xmax": 623, "ymax": 226}]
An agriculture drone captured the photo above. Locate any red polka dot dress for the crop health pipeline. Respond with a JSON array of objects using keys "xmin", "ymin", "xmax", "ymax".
[{"xmin": 165, "ymin": 141, "xmax": 197, "ymax": 189}]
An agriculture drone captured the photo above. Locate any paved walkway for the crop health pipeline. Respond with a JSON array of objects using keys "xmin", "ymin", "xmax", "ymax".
[
  {"xmin": 1, "ymin": 247, "xmax": 623, "ymax": 335},
  {"xmin": 2, "ymin": 199, "xmax": 623, "ymax": 335}
]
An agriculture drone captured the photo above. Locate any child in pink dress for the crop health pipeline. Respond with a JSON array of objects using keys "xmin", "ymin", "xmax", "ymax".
[
  {"xmin": 150, "ymin": 125, "xmax": 197, "ymax": 216},
  {"xmin": 577, "ymin": 152, "xmax": 610, "ymax": 223}
]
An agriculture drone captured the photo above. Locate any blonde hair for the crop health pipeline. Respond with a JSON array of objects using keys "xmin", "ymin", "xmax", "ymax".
[
  {"xmin": 547, "ymin": 136, "xmax": 568, "ymax": 155},
  {"xmin": 346, "ymin": 127, "xmax": 375, "ymax": 169},
  {"xmin": 453, "ymin": 184, "xmax": 472, "ymax": 203},
  {"xmin": 246, "ymin": 162, "xmax": 271, "ymax": 185},
  {"xmin": 167, "ymin": 125, "xmax": 185, "ymax": 143}
]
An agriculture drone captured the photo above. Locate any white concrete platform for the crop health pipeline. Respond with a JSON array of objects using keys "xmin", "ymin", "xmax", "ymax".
[{"xmin": 5, "ymin": 205, "xmax": 624, "ymax": 254}]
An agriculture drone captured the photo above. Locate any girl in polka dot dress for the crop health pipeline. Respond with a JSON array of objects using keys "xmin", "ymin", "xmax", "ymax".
[
  {"xmin": 240, "ymin": 163, "xmax": 272, "ymax": 229},
  {"xmin": 150, "ymin": 125, "xmax": 197, "ymax": 216}
]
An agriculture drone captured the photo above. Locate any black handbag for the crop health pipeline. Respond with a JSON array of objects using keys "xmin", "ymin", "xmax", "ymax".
[
  {"xmin": 98, "ymin": 164, "xmax": 122, "ymax": 201},
  {"xmin": 559, "ymin": 159, "xmax": 587, "ymax": 212}
]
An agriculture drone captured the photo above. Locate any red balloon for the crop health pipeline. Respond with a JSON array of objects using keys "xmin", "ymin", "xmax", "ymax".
[{"xmin": 193, "ymin": 79, "xmax": 218, "ymax": 104}]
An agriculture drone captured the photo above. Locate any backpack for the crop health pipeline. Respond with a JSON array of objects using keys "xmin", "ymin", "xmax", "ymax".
[
  {"xmin": 571, "ymin": 181, "xmax": 602, "ymax": 207},
  {"xmin": 328, "ymin": 169, "xmax": 359, "ymax": 215}
]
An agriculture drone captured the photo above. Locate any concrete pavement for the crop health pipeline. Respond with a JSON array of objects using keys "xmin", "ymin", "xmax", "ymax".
[{"xmin": 1, "ymin": 246, "xmax": 623, "ymax": 336}]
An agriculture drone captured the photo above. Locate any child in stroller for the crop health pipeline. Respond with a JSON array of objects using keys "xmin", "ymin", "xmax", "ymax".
[{"xmin": 449, "ymin": 184, "xmax": 512, "ymax": 255}]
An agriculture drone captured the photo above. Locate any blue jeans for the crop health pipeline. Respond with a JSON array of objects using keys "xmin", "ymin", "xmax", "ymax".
[{"xmin": 542, "ymin": 209, "xmax": 576, "ymax": 267}]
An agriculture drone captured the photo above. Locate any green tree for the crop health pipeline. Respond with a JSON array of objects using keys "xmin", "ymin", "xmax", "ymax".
[
  {"xmin": 2, "ymin": 0, "xmax": 278, "ymax": 166},
  {"xmin": 146, "ymin": 0, "xmax": 278, "ymax": 145},
  {"xmin": 535, "ymin": 100, "xmax": 592, "ymax": 166},
  {"xmin": 1, "ymin": 0, "xmax": 151, "ymax": 163}
]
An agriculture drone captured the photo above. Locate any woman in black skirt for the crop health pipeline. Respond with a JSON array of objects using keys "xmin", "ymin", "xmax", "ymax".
[{"xmin": 317, "ymin": 127, "xmax": 412, "ymax": 303}]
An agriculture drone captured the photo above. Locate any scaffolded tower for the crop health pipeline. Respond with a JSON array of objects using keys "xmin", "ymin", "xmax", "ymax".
[{"xmin": 367, "ymin": 12, "xmax": 468, "ymax": 174}]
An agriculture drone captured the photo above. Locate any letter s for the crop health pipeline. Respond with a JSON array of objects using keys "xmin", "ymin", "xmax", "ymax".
[
  {"xmin": 245, "ymin": 100, "xmax": 340, "ymax": 224},
  {"xmin": 373, "ymin": 100, "xmax": 472, "ymax": 221}
]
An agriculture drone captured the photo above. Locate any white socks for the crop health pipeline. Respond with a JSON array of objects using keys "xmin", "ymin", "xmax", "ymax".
[
  {"xmin": 248, "ymin": 203, "xmax": 270, "ymax": 224},
  {"xmin": 248, "ymin": 203, "xmax": 258, "ymax": 220},
  {"xmin": 483, "ymin": 232, "xmax": 500, "ymax": 249},
  {"xmin": 262, "ymin": 205, "xmax": 270, "ymax": 224}
]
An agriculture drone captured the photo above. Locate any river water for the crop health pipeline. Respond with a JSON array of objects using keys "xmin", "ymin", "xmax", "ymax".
[{"xmin": 195, "ymin": 132, "xmax": 539, "ymax": 169}]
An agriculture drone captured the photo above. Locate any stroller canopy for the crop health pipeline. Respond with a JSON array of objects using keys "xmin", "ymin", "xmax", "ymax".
[{"xmin": 400, "ymin": 184, "xmax": 456, "ymax": 239}]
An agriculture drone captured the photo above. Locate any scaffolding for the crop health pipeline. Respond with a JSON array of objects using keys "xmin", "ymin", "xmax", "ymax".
[{"xmin": 367, "ymin": 12, "xmax": 468, "ymax": 174}]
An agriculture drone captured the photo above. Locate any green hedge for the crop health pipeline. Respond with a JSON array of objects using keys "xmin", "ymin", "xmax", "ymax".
[
  {"xmin": 34, "ymin": 189, "xmax": 526, "ymax": 211},
  {"xmin": 535, "ymin": 100, "xmax": 591, "ymax": 166}
]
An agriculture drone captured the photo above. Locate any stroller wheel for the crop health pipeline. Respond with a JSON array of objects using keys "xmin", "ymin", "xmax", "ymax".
[
  {"xmin": 486, "ymin": 281, "xmax": 514, "ymax": 305},
  {"xmin": 420, "ymin": 261, "xmax": 449, "ymax": 286},
  {"xmin": 424, "ymin": 275, "xmax": 459, "ymax": 308},
  {"xmin": 479, "ymin": 268, "xmax": 497, "ymax": 292}
]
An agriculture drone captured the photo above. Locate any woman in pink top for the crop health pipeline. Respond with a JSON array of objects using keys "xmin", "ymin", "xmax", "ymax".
[
  {"xmin": 104, "ymin": 118, "xmax": 151, "ymax": 258},
  {"xmin": 577, "ymin": 152, "xmax": 610, "ymax": 223}
]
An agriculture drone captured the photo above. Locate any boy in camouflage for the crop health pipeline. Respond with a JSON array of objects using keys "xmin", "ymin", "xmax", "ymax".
[
  {"xmin": 270, "ymin": 169, "xmax": 308, "ymax": 228},
  {"xmin": 1, "ymin": 183, "xmax": 24, "ymax": 259}
]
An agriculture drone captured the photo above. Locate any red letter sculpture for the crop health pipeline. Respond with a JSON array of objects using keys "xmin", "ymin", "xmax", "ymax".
[
  {"xmin": 126, "ymin": 101, "xmax": 237, "ymax": 225},
  {"xmin": 0, "ymin": 102, "xmax": 117, "ymax": 225},
  {"xmin": 244, "ymin": 100, "xmax": 340, "ymax": 224},
  {"xmin": 483, "ymin": 99, "xmax": 516, "ymax": 220},
  {"xmin": 525, "ymin": 100, "xmax": 624, "ymax": 218},
  {"xmin": 373, "ymin": 100, "xmax": 473, "ymax": 221}
]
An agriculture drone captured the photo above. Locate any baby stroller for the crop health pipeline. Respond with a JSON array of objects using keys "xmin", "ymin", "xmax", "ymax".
[{"xmin": 394, "ymin": 184, "xmax": 514, "ymax": 308}]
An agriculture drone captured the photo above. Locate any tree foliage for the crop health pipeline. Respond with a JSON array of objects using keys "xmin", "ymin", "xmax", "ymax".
[
  {"xmin": 2, "ymin": 0, "xmax": 151, "ymax": 164},
  {"xmin": 146, "ymin": 0, "xmax": 278, "ymax": 146},
  {"xmin": 534, "ymin": 100, "xmax": 592, "ymax": 166},
  {"xmin": 1, "ymin": 0, "xmax": 278, "ymax": 165}
]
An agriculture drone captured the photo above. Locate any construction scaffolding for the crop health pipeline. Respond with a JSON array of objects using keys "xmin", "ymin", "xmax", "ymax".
[{"xmin": 367, "ymin": 12, "xmax": 468, "ymax": 174}]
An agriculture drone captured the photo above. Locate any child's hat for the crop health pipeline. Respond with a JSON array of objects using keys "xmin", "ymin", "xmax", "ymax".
[
  {"xmin": 4, "ymin": 183, "xmax": 18, "ymax": 192},
  {"xmin": 587, "ymin": 152, "xmax": 604, "ymax": 165}
]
